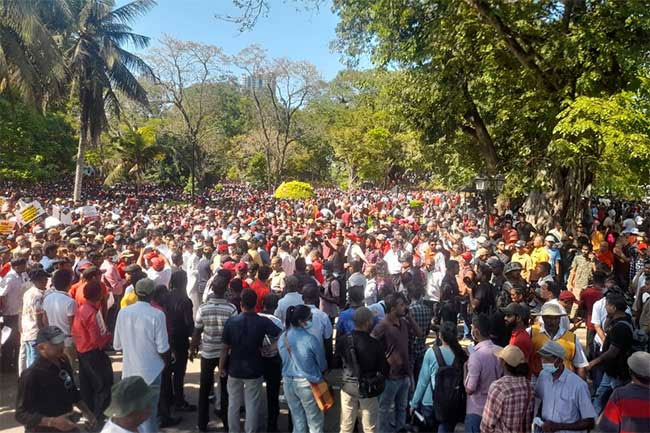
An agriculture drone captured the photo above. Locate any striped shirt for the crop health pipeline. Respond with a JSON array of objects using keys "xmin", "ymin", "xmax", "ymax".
[
  {"xmin": 481, "ymin": 375, "xmax": 534, "ymax": 433},
  {"xmin": 599, "ymin": 383, "xmax": 650, "ymax": 433},
  {"xmin": 194, "ymin": 296, "xmax": 237, "ymax": 359}
]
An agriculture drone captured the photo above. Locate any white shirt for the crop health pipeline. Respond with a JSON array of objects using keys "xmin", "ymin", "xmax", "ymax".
[
  {"xmin": 590, "ymin": 297, "xmax": 632, "ymax": 348},
  {"xmin": 364, "ymin": 278, "xmax": 378, "ymax": 306},
  {"xmin": 307, "ymin": 304, "xmax": 333, "ymax": 346},
  {"xmin": 113, "ymin": 301, "xmax": 169, "ymax": 384},
  {"xmin": 279, "ymin": 250, "xmax": 295, "ymax": 276},
  {"xmin": 100, "ymin": 420, "xmax": 134, "ymax": 433},
  {"xmin": 535, "ymin": 368, "xmax": 596, "ymax": 433},
  {"xmin": 0, "ymin": 269, "xmax": 28, "ymax": 316},
  {"xmin": 42, "ymin": 290, "xmax": 76, "ymax": 346},
  {"xmin": 146, "ymin": 266, "xmax": 172, "ymax": 288},
  {"xmin": 423, "ymin": 266, "xmax": 442, "ymax": 302},
  {"xmin": 383, "ymin": 249, "xmax": 402, "ymax": 275}
]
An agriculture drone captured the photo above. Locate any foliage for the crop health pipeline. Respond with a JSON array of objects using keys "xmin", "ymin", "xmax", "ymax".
[
  {"xmin": 409, "ymin": 199, "xmax": 423, "ymax": 209},
  {"xmin": 0, "ymin": 93, "xmax": 76, "ymax": 179},
  {"xmin": 274, "ymin": 180, "xmax": 315, "ymax": 200},
  {"xmin": 332, "ymin": 0, "xmax": 650, "ymax": 224}
]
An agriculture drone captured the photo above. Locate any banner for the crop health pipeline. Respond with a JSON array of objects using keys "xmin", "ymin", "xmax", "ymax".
[
  {"xmin": 15, "ymin": 201, "xmax": 46, "ymax": 226},
  {"xmin": 52, "ymin": 205, "xmax": 73, "ymax": 225},
  {"xmin": 0, "ymin": 220, "xmax": 15, "ymax": 235},
  {"xmin": 80, "ymin": 205, "xmax": 99, "ymax": 221}
]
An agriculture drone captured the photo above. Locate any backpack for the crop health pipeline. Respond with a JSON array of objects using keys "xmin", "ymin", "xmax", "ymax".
[
  {"xmin": 619, "ymin": 320, "xmax": 649, "ymax": 353},
  {"xmin": 343, "ymin": 334, "xmax": 385, "ymax": 398},
  {"xmin": 431, "ymin": 345, "xmax": 466, "ymax": 424}
]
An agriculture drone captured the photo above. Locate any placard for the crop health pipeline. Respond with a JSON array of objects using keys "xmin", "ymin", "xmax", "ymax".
[
  {"xmin": 15, "ymin": 201, "xmax": 46, "ymax": 226},
  {"xmin": 0, "ymin": 220, "xmax": 15, "ymax": 234},
  {"xmin": 52, "ymin": 205, "xmax": 73, "ymax": 225}
]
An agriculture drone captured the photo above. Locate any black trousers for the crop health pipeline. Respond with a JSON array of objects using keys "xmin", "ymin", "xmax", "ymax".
[
  {"xmin": 106, "ymin": 294, "xmax": 122, "ymax": 336},
  {"xmin": 159, "ymin": 363, "xmax": 173, "ymax": 419},
  {"xmin": 262, "ymin": 355, "xmax": 282, "ymax": 431},
  {"xmin": 171, "ymin": 341, "xmax": 190, "ymax": 405},
  {"xmin": 78, "ymin": 349, "xmax": 113, "ymax": 421},
  {"xmin": 0, "ymin": 315, "xmax": 19, "ymax": 372},
  {"xmin": 198, "ymin": 356, "xmax": 228, "ymax": 430}
]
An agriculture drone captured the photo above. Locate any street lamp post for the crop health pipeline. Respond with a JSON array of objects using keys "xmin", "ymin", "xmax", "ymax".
[{"xmin": 474, "ymin": 174, "xmax": 505, "ymax": 232}]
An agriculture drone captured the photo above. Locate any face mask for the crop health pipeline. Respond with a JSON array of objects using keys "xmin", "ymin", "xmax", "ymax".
[
  {"xmin": 304, "ymin": 319, "xmax": 313, "ymax": 329},
  {"xmin": 541, "ymin": 362, "xmax": 558, "ymax": 374}
]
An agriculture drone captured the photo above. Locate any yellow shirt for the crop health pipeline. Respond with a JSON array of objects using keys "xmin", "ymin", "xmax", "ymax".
[
  {"xmin": 530, "ymin": 247, "xmax": 550, "ymax": 267},
  {"xmin": 591, "ymin": 231, "xmax": 605, "ymax": 252},
  {"xmin": 120, "ymin": 289, "xmax": 137, "ymax": 309},
  {"xmin": 511, "ymin": 252, "xmax": 534, "ymax": 281}
]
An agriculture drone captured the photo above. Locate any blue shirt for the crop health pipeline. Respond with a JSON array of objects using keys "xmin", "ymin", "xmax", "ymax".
[
  {"xmin": 307, "ymin": 305, "xmax": 333, "ymax": 346},
  {"xmin": 336, "ymin": 306, "xmax": 379, "ymax": 336},
  {"xmin": 410, "ymin": 346, "xmax": 456, "ymax": 409},
  {"xmin": 274, "ymin": 292, "xmax": 303, "ymax": 325},
  {"xmin": 548, "ymin": 248, "xmax": 561, "ymax": 277},
  {"xmin": 278, "ymin": 327, "xmax": 327, "ymax": 383}
]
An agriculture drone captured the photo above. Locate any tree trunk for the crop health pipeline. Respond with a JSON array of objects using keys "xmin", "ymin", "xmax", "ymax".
[{"xmin": 73, "ymin": 122, "xmax": 88, "ymax": 203}]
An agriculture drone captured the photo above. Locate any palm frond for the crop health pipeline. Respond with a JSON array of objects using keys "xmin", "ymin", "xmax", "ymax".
[
  {"xmin": 106, "ymin": 0, "xmax": 156, "ymax": 25},
  {"xmin": 107, "ymin": 59, "xmax": 149, "ymax": 105}
]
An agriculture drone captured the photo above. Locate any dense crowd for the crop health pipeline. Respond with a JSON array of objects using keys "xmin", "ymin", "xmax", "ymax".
[{"xmin": 0, "ymin": 181, "xmax": 649, "ymax": 433}]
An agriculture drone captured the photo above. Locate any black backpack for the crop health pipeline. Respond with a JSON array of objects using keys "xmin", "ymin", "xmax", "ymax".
[{"xmin": 431, "ymin": 345, "xmax": 466, "ymax": 424}]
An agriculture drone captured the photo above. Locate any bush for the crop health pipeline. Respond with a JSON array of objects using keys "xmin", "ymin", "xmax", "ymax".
[
  {"xmin": 274, "ymin": 181, "xmax": 315, "ymax": 200},
  {"xmin": 409, "ymin": 199, "xmax": 424, "ymax": 208}
]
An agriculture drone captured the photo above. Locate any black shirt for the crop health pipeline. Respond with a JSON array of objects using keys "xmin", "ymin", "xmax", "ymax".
[
  {"xmin": 603, "ymin": 315, "xmax": 634, "ymax": 379},
  {"xmin": 15, "ymin": 357, "xmax": 80, "ymax": 432},
  {"xmin": 337, "ymin": 330, "xmax": 389, "ymax": 386},
  {"xmin": 473, "ymin": 281, "xmax": 497, "ymax": 315},
  {"xmin": 165, "ymin": 288, "xmax": 194, "ymax": 345},
  {"xmin": 223, "ymin": 312, "xmax": 282, "ymax": 379}
]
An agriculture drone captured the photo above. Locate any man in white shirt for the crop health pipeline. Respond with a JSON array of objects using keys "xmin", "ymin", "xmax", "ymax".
[
  {"xmin": 278, "ymin": 242, "xmax": 295, "ymax": 277},
  {"xmin": 113, "ymin": 278, "xmax": 170, "ymax": 433},
  {"xmin": 383, "ymin": 240, "xmax": 404, "ymax": 276},
  {"xmin": 42, "ymin": 269, "xmax": 77, "ymax": 369},
  {"xmin": 0, "ymin": 258, "xmax": 28, "ymax": 372}
]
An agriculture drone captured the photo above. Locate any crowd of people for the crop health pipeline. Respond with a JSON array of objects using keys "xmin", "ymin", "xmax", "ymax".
[{"xmin": 1, "ymin": 180, "xmax": 649, "ymax": 433}]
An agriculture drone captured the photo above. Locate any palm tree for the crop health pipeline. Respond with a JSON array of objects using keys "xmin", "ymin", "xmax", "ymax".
[
  {"xmin": 104, "ymin": 122, "xmax": 163, "ymax": 194},
  {"xmin": 67, "ymin": 0, "xmax": 155, "ymax": 202},
  {"xmin": 0, "ymin": 0, "xmax": 69, "ymax": 108}
]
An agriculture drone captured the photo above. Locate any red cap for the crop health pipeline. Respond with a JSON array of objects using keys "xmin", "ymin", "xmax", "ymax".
[
  {"xmin": 222, "ymin": 261, "xmax": 236, "ymax": 273},
  {"xmin": 104, "ymin": 234, "xmax": 115, "ymax": 243},
  {"xmin": 559, "ymin": 290, "xmax": 577, "ymax": 303},
  {"xmin": 461, "ymin": 252, "xmax": 473, "ymax": 261},
  {"xmin": 144, "ymin": 252, "xmax": 157, "ymax": 261},
  {"xmin": 217, "ymin": 244, "xmax": 228, "ymax": 253},
  {"xmin": 235, "ymin": 261, "xmax": 248, "ymax": 272},
  {"xmin": 151, "ymin": 257, "xmax": 164, "ymax": 271}
]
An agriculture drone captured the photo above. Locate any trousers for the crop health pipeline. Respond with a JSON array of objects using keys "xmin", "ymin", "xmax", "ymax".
[
  {"xmin": 340, "ymin": 390, "xmax": 379, "ymax": 433},
  {"xmin": 198, "ymin": 356, "xmax": 228, "ymax": 429},
  {"xmin": 227, "ymin": 376, "xmax": 263, "ymax": 433},
  {"xmin": 78, "ymin": 349, "xmax": 114, "ymax": 421}
]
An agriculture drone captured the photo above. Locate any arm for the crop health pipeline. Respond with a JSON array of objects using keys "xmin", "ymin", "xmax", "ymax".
[
  {"xmin": 587, "ymin": 345, "xmax": 620, "ymax": 370},
  {"xmin": 86, "ymin": 310, "xmax": 112, "ymax": 349},
  {"xmin": 218, "ymin": 344, "xmax": 230, "ymax": 377},
  {"xmin": 406, "ymin": 314, "xmax": 423, "ymax": 338},
  {"xmin": 410, "ymin": 349, "xmax": 432, "ymax": 408},
  {"xmin": 464, "ymin": 354, "xmax": 479, "ymax": 395},
  {"xmin": 15, "ymin": 372, "xmax": 77, "ymax": 431}
]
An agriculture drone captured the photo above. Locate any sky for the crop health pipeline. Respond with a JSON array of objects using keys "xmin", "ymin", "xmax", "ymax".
[{"xmin": 116, "ymin": 0, "xmax": 353, "ymax": 81}]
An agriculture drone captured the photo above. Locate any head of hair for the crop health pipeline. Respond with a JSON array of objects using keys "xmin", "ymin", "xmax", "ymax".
[
  {"xmin": 211, "ymin": 275, "xmax": 229, "ymax": 296},
  {"xmin": 295, "ymin": 257, "xmax": 306, "ymax": 272},
  {"xmin": 348, "ymin": 285, "xmax": 365, "ymax": 305},
  {"xmin": 447, "ymin": 259, "xmax": 459, "ymax": 271},
  {"xmin": 302, "ymin": 285, "xmax": 320, "ymax": 305},
  {"xmin": 353, "ymin": 306, "xmax": 374, "ymax": 330},
  {"xmin": 51, "ymin": 269, "xmax": 73, "ymax": 291},
  {"xmin": 537, "ymin": 262, "xmax": 551, "ymax": 275},
  {"xmin": 285, "ymin": 304, "xmax": 311, "ymax": 328},
  {"xmin": 439, "ymin": 321, "xmax": 468, "ymax": 363},
  {"xmin": 171, "ymin": 252, "xmax": 183, "ymax": 266},
  {"xmin": 284, "ymin": 275, "xmax": 300, "ymax": 293},
  {"xmin": 258, "ymin": 265, "xmax": 272, "ymax": 281},
  {"xmin": 152, "ymin": 285, "xmax": 167, "ymax": 304},
  {"xmin": 263, "ymin": 293, "xmax": 279, "ymax": 312},
  {"xmin": 350, "ymin": 260, "xmax": 363, "ymax": 273},
  {"xmin": 44, "ymin": 243, "xmax": 58, "ymax": 256},
  {"xmin": 472, "ymin": 313, "xmax": 491, "ymax": 339},
  {"xmin": 169, "ymin": 270, "xmax": 187, "ymax": 292},
  {"xmin": 543, "ymin": 280, "xmax": 561, "ymax": 298},
  {"xmin": 592, "ymin": 270, "xmax": 607, "ymax": 285},
  {"xmin": 385, "ymin": 292, "xmax": 407, "ymax": 314},
  {"xmin": 229, "ymin": 278, "xmax": 243, "ymax": 293},
  {"xmin": 241, "ymin": 288, "xmax": 257, "ymax": 310},
  {"xmin": 83, "ymin": 280, "xmax": 102, "ymax": 301},
  {"xmin": 606, "ymin": 292, "xmax": 627, "ymax": 312}
]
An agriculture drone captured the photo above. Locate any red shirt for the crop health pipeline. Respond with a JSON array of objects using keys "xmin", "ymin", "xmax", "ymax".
[
  {"xmin": 69, "ymin": 280, "xmax": 108, "ymax": 306},
  {"xmin": 0, "ymin": 262, "xmax": 10, "ymax": 278},
  {"xmin": 250, "ymin": 279, "xmax": 270, "ymax": 313},
  {"xmin": 509, "ymin": 328, "xmax": 533, "ymax": 364},
  {"xmin": 597, "ymin": 250, "xmax": 615, "ymax": 269},
  {"xmin": 312, "ymin": 260, "xmax": 324, "ymax": 284},
  {"xmin": 72, "ymin": 302, "xmax": 111, "ymax": 353},
  {"xmin": 579, "ymin": 286, "xmax": 604, "ymax": 331}
]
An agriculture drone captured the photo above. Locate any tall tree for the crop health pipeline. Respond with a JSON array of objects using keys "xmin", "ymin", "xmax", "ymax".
[
  {"xmin": 332, "ymin": 0, "xmax": 650, "ymax": 227},
  {"xmin": 235, "ymin": 45, "xmax": 324, "ymax": 189},
  {"xmin": 147, "ymin": 35, "xmax": 230, "ymax": 195},
  {"xmin": 67, "ymin": 0, "xmax": 155, "ymax": 202}
]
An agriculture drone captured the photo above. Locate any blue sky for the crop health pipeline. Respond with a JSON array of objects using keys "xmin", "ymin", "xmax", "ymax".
[{"xmin": 117, "ymin": 0, "xmax": 352, "ymax": 81}]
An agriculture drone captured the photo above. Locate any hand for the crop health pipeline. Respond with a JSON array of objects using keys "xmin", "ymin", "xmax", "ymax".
[
  {"xmin": 219, "ymin": 367, "xmax": 227, "ymax": 378},
  {"xmin": 49, "ymin": 415, "xmax": 77, "ymax": 431},
  {"xmin": 84, "ymin": 412, "xmax": 97, "ymax": 429},
  {"xmin": 542, "ymin": 421, "xmax": 559, "ymax": 432},
  {"xmin": 188, "ymin": 347, "xmax": 197, "ymax": 362}
]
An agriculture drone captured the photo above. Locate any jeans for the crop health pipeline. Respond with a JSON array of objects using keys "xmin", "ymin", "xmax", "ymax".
[
  {"xmin": 78, "ymin": 349, "xmax": 113, "ymax": 422},
  {"xmin": 283, "ymin": 377, "xmax": 324, "ymax": 433},
  {"xmin": 593, "ymin": 373, "xmax": 626, "ymax": 414},
  {"xmin": 464, "ymin": 413, "xmax": 482, "ymax": 433},
  {"xmin": 378, "ymin": 377, "xmax": 409, "ymax": 433},
  {"xmin": 139, "ymin": 373, "xmax": 162, "ymax": 433},
  {"xmin": 421, "ymin": 405, "xmax": 456, "ymax": 433},
  {"xmin": 227, "ymin": 376, "xmax": 263, "ymax": 433},
  {"xmin": 198, "ymin": 356, "xmax": 228, "ymax": 430},
  {"xmin": 340, "ymin": 389, "xmax": 379, "ymax": 433},
  {"xmin": 20, "ymin": 340, "xmax": 37, "ymax": 375},
  {"xmin": 262, "ymin": 355, "xmax": 282, "ymax": 431},
  {"xmin": 459, "ymin": 300, "xmax": 471, "ymax": 338}
]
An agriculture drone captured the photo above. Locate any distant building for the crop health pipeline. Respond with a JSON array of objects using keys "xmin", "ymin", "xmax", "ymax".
[{"xmin": 241, "ymin": 74, "xmax": 276, "ymax": 95}]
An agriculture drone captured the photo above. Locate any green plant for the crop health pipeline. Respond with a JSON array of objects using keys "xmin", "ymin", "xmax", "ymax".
[{"xmin": 274, "ymin": 180, "xmax": 315, "ymax": 200}]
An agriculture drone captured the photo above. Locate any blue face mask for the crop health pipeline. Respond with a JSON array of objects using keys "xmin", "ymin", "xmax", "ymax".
[
  {"xmin": 304, "ymin": 319, "xmax": 313, "ymax": 329},
  {"xmin": 541, "ymin": 362, "xmax": 558, "ymax": 374}
]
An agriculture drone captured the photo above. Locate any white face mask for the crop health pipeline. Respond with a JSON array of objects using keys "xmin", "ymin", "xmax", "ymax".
[{"xmin": 541, "ymin": 362, "xmax": 558, "ymax": 374}]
